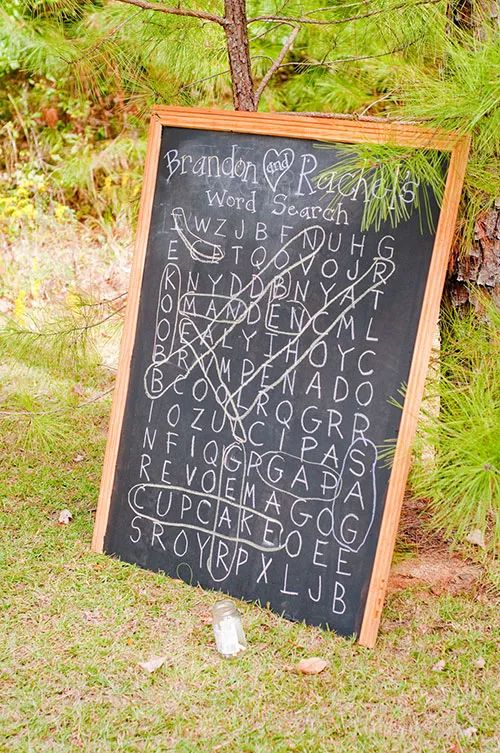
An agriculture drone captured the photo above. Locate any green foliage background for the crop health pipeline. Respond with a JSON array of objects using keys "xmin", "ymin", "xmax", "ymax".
[
  {"xmin": 411, "ymin": 297, "xmax": 499, "ymax": 555},
  {"xmin": 1, "ymin": 0, "xmax": 498, "ymax": 242},
  {"xmin": 0, "ymin": 0, "xmax": 498, "ymax": 552}
]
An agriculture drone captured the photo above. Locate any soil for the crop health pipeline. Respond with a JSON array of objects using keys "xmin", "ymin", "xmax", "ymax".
[{"xmin": 390, "ymin": 497, "xmax": 483, "ymax": 596}]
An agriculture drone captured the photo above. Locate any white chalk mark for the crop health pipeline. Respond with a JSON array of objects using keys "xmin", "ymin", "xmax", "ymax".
[
  {"xmin": 225, "ymin": 257, "xmax": 396, "ymax": 423},
  {"xmin": 263, "ymin": 148, "xmax": 295, "ymax": 192},
  {"xmin": 172, "ymin": 207, "xmax": 224, "ymax": 263},
  {"xmin": 180, "ymin": 317, "xmax": 248, "ymax": 443},
  {"xmin": 255, "ymin": 449, "xmax": 339, "ymax": 502},
  {"xmin": 331, "ymin": 437, "xmax": 378, "ymax": 553},
  {"xmin": 207, "ymin": 442, "xmax": 248, "ymax": 581},
  {"xmin": 142, "ymin": 226, "xmax": 327, "ymax": 401},
  {"xmin": 127, "ymin": 477, "xmax": 287, "ymax": 555},
  {"xmin": 179, "ymin": 292, "xmax": 246, "ymax": 324},
  {"xmin": 128, "ymin": 482, "xmax": 277, "ymax": 525},
  {"xmin": 132, "ymin": 205, "xmax": 394, "ymax": 581},
  {"xmin": 152, "ymin": 264, "xmax": 181, "ymax": 364}
]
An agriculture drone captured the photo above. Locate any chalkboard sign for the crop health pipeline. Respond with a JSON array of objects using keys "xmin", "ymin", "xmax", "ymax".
[{"xmin": 92, "ymin": 108, "xmax": 469, "ymax": 646}]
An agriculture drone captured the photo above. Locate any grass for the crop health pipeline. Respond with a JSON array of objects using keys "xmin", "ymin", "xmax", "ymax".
[{"xmin": 0, "ymin": 337, "xmax": 499, "ymax": 753}]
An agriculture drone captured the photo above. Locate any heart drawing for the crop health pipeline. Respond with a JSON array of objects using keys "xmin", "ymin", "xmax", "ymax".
[{"xmin": 263, "ymin": 148, "xmax": 295, "ymax": 192}]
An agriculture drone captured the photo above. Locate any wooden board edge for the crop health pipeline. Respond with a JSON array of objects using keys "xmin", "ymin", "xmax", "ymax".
[
  {"xmin": 91, "ymin": 113, "xmax": 163, "ymax": 553},
  {"xmin": 151, "ymin": 105, "xmax": 461, "ymax": 151},
  {"xmin": 92, "ymin": 106, "xmax": 470, "ymax": 646},
  {"xmin": 358, "ymin": 134, "xmax": 471, "ymax": 647}
]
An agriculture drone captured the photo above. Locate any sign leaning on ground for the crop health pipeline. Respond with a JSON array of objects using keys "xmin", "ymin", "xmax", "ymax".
[{"xmin": 92, "ymin": 108, "xmax": 469, "ymax": 647}]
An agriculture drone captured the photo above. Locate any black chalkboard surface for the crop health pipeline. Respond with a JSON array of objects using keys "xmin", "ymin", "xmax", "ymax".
[{"xmin": 93, "ymin": 108, "xmax": 469, "ymax": 646}]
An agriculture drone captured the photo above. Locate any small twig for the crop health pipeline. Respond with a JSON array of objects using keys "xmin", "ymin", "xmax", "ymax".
[
  {"xmin": 248, "ymin": 0, "xmax": 440, "ymax": 25},
  {"xmin": 255, "ymin": 25, "xmax": 300, "ymax": 105},
  {"xmin": 81, "ymin": 7, "xmax": 143, "ymax": 61},
  {"xmin": 250, "ymin": 21, "xmax": 293, "ymax": 41},
  {"xmin": 269, "ymin": 32, "xmax": 428, "ymax": 74},
  {"xmin": 359, "ymin": 92, "xmax": 395, "ymax": 116},
  {"xmin": 285, "ymin": 111, "xmax": 429, "ymax": 123},
  {"xmin": 305, "ymin": 2, "xmax": 379, "ymax": 13},
  {"xmin": 0, "ymin": 388, "xmax": 114, "ymax": 417},
  {"xmin": 180, "ymin": 67, "xmax": 231, "ymax": 91},
  {"xmin": 75, "ymin": 292, "xmax": 128, "ymax": 308},
  {"xmin": 112, "ymin": 0, "xmax": 227, "ymax": 26}
]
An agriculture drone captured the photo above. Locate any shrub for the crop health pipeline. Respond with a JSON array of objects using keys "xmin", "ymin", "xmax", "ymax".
[{"xmin": 410, "ymin": 296, "xmax": 500, "ymax": 554}]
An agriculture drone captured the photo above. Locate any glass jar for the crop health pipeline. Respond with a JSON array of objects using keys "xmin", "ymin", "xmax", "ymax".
[{"xmin": 212, "ymin": 599, "xmax": 247, "ymax": 658}]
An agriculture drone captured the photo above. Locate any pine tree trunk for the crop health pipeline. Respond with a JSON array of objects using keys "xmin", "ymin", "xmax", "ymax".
[
  {"xmin": 449, "ymin": 205, "xmax": 500, "ymax": 308},
  {"xmin": 446, "ymin": 0, "xmax": 500, "ymax": 308},
  {"xmin": 224, "ymin": 0, "xmax": 256, "ymax": 111}
]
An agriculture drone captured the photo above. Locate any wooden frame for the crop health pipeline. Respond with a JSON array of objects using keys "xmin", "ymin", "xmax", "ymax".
[{"xmin": 92, "ymin": 106, "xmax": 470, "ymax": 647}]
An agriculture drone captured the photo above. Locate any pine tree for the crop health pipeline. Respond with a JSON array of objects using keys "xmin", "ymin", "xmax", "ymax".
[
  {"xmin": 1, "ymin": 0, "xmax": 498, "ymax": 551},
  {"xmin": 1, "ymin": 0, "xmax": 498, "ymax": 297}
]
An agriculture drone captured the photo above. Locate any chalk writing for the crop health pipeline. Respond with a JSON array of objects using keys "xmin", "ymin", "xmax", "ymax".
[{"xmin": 105, "ymin": 126, "xmax": 439, "ymax": 636}]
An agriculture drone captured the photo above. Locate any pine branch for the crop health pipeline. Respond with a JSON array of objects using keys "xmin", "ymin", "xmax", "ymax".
[
  {"xmin": 305, "ymin": 1, "xmax": 382, "ymax": 12},
  {"xmin": 269, "ymin": 32, "xmax": 429, "ymax": 75},
  {"xmin": 111, "ymin": 0, "xmax": 227, "ymax": 27},
  {"xmin": 3, "ymin": 306, "xmax": 126, "ymax": 341},
  {"xmin": 317, "ymin": 143, "xmax": 447, "ymax": 233},
  {"xmin": 180, "ymin": 68, "xmax": 231, "ymax": 92},
  {"xmin": 80, "ymin": 293, "xmax": 127, "ymax": 308},
  {"xmin": 248, "ymin": 0, "xmax": 440, "ymax": 25},
  {"xmin": 255, "ymin": 25, "xmax": 300, "ymax": 105}
]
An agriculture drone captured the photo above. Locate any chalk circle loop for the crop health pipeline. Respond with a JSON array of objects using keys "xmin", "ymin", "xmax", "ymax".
[
  {"xmin": 285, "ymin": 529, "xmax": 302, "ymax": 558},
  {"xmin": 317, "ymin": 507, "xmax": 334, "ymax": 536},
  {"xmin": 176, "ymin": 561, "xmax": 194, "ymax": 585},
  {"xmin": 156, "ymin": 318, "xmax": 171, "ymax": 342},
  {"xmin": 160, "ymin": 294, "xmax": 174, "ymax": 314}
]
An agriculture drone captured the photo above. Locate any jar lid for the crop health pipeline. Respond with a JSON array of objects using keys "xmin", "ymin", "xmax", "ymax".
[{"xmin": 212, "ymin": 598, "xmax": 239, "ymax": 617}]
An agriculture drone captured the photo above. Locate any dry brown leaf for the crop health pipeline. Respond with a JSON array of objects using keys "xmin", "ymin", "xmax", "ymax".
[
  {"xmin": 461, "ymin": 727, "xmax": 477, "ymax": 739},
  {"xmin": 432, "ymin": 659, "xmax": 446, "ymax": 672},
  {"xmin": 82, "ymin": 610, "xmax": 102, "ymax": 625},
  {"xmin": 296, "ymin": 657, "xmax": 329, "ymax": 675},
  {"xmin": 0, "ymin": 298, "xmax": 11, "ymax": 315},
  {"xmin": 430, "ymin": 584, "xmax": 445, "ymax": 596},
  {"xmin": 41, "ymin": 107, "xmax": 59, "ymax": 128},
  {"xmin": 138, "ymin": 655, "xmax": 167, "ymax": 673},
  {"xmin": 466, "ymin": 529, "xmax": 486, "ymax": 549},
  {"xmin": 197, "ymin": 607, "xmax": 213, "ymax": 626},
  {"xmin": 58, "ymin": 509, "xmax": 73, "ymax": 525}
]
